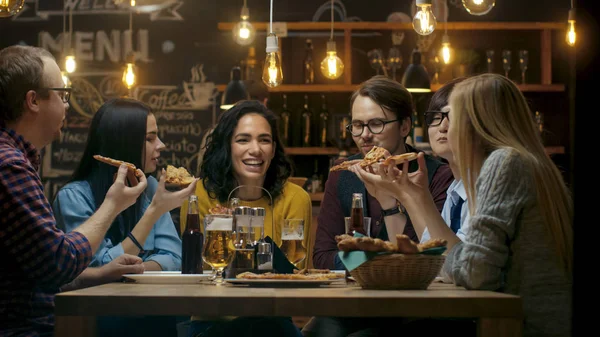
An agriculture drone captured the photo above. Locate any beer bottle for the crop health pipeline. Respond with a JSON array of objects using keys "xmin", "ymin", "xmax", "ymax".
[
  {"xmin": 182, "ymin": 195, "xmax": 203, "ymax": 274},
  {"xmin": 349, "ymin": 193, "xmax": 367, "ymax": 236}
]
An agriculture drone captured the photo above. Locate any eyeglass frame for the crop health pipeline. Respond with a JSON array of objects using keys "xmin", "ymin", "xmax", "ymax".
[
  {"xmin": 424, "ymin": 110, "xmax": 449, "ymax": 127},
  {"xmin": 345, "ymin": 118, "xmax": 400, "ymax": 137},
  {"xmin": 37, "ymin": 87, "xmax": 72, "ymax": 104}
]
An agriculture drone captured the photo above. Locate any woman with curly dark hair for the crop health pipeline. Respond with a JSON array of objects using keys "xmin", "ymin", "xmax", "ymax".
[
  {"xmin": 179, "ymin": 100, "xmax": 310, "ymax": 337},
  {"xmin": 179, "ymin": 100, "xmax": 312, "ymax": 260}
]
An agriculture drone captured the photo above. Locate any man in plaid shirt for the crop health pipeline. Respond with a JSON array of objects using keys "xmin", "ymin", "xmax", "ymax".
[{"xmin": 0, "ymin": 46, "xmax": 149, "ymax": 336}]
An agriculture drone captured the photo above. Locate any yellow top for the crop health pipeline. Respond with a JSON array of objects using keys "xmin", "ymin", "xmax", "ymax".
[{"xmin": 180, "ymin": 180, "xmax": 313, "ymax": 262}]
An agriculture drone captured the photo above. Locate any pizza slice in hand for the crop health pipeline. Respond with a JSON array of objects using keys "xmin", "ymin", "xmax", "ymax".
[{"xmin": 165, "ymin": 165, "xmax": 195, "ymax": 187}]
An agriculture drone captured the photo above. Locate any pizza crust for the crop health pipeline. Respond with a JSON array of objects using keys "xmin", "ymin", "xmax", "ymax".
[
  {"xmin": 236, "ymin": 271, "xmax": 344, "ymax": 281},
  {"xmin": 93, "ymin": 155, "xmax": 143, "ymax": 177},
  {"xmin": 329, "ymin": 146, "xmax": 418, "ymax": 172}
]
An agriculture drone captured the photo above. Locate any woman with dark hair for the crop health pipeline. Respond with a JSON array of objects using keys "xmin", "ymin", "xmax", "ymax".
[
  {"xmin": 54, "ymin": 98, "xmax": 197, "ymax": 272},
  {"xmin": 180, "ymin": 100, "xmax": 311, "ymax": 255},
  {"xmin": 179, "ymin": 100, "xmax": 309, "ymax": 337}
]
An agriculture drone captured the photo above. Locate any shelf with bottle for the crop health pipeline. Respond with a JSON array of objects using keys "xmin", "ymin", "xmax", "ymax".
[
  {"xmin": 284, "ymin": 147, "xmax": 359, "ymax": 156},
  {"xmin": 217, "ymin": 83, "xmax": 564, "ymax": 93},
  {"xmin": 218, "ymin": 21, "xmax": 565, "ymax": 90}
]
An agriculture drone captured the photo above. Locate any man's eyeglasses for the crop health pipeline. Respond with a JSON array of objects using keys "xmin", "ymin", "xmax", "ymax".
[
  {"xmin": 39, "ymin": 87, "xmax": 72, "ymax": 104},
  {"xmin": 424, "ymin": 110, "xmax": 449, "ymax": 127},
  {"xmin": 345, "ymin": 118, "xmax": 399, "ymax": 137}
]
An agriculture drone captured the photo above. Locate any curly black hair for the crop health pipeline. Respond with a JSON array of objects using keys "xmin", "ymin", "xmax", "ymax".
[{"xmin": 201, "ymin": 100, "xmax": 293, "ymax": 203}]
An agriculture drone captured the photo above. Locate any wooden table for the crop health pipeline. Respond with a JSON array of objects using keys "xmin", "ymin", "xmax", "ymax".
[{"xmin": 54, "ymin": 282, "xmax": 522, "ymax": 337}]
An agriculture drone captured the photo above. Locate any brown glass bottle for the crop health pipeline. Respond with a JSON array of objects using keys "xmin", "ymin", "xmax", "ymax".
[
  {"xmin": 349, "ymin": 193, "xmax": 367, "ymax": 235},
  {"xmin": 182, "ymin": 195, "xmax": 203, "ymax": 274}
]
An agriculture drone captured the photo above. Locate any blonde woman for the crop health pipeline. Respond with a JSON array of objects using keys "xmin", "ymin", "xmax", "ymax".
[{"xmin": 352, "ymin": 73, "xmax": 572, "ymax": 337}]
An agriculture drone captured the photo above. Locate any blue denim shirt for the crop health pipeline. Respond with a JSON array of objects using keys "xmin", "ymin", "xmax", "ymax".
[{"xmin": 54, "ymin": 176, "xmax": 182, "ymax": 271}]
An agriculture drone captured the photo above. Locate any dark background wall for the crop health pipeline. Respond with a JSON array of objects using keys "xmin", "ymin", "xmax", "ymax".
[{"xmin": 0, "ymin": 0, "xmax": 580, "ymax": 196}]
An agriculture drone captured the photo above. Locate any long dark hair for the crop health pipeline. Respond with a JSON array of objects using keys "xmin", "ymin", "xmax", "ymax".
[
  {"xmin": 67, "ymin": 98, "xmax": 151, "ymax": 244},
  {"xmin": 201, "ymin": 100, "xmax": 292, "ymax": 203}
]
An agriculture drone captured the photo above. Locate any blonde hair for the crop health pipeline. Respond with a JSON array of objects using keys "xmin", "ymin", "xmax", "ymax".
[{"xmin": 449, "ymin": 73, "xmax": 573, "ymax": 276}]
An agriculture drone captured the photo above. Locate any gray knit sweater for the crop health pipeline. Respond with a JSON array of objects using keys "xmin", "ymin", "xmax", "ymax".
[{"xmin": 442, "ymin": 148, "xmax": 572, "ymax": 337}]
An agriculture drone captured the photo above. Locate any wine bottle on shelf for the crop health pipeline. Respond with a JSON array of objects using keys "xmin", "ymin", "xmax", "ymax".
[
  {"xmin": 337, "ymin": 115, "xmax": 351, "ymax": 157},
  {"xmin": 318, "ymin": 94, "xmax": 329, "ymax": 147},
  {"xmin": 413, "ymin": 111, "xmax": 424, "ymax": 144},
  {"xmin": 300, "ymin": 94, "xmax": 312, "ymax": 147},
  {"xmin": 303, "ymin": 39, "xmax": 315, "ymax": 84},
  {"xmin": 280, "ymin": 94, "xmax": 291, "ymax": 147}
]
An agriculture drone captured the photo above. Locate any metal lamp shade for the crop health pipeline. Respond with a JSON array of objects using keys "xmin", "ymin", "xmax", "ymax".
[
  {"xmin": 401, "ymin": 48, "xmax": 431, "ymax": 93},
  {"xmin": 220, "ymin": 67, "xmax": 250, "ymax": 110}
]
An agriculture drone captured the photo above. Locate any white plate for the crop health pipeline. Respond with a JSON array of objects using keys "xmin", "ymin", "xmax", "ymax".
[
  {"xmin": 123, "ymin": 271, "xmax": 213, "ymax": 284},
  {"xmin": 224, "ymin": 278, "xmax": 336, "ymax": 288}
]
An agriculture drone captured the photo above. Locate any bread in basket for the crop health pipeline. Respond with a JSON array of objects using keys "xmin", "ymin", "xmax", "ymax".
[{"xmin": 337, "ymin": 234, "xmax": 447, "ymax": 290}]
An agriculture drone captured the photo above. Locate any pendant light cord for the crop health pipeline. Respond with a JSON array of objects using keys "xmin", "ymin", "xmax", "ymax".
[
  {"xmin": 129, "ymin": 7, "xmax": 133, "ymax": 56},
  {"xmin": 68, "ymin": 5, "xmax": 73, "ymax": 50},
  {"xmin": 62, "ymin": 1, "xmax": 66, "ymax": 54},
  {"xmin": 330, "ymin": 0, "xmax": 334, "ymax": 40},
  {"xmin": 269, "ymin": 0, "xmax": 273, "ymax": 33}
]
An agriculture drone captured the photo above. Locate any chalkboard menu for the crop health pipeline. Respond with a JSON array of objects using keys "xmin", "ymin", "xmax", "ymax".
[{"xmin": 41, "ymin": 81, "xmax": 215, "ymax": 181}]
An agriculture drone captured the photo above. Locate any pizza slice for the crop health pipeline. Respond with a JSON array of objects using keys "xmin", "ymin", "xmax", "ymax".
[
  {"xmin": 93, "ymin": 155, "xmax": 143, "ymax": 177},
  {"xmin": 382, "ymin": 152, "xmax": 418, "ymax": 166},
  {"xmin": 329, "ymin": 159, "xmax": 362, "ymax": 172},
  {"xmin": 359, "ymin": 145, "xmax": 388, "ymax": 168},
  {"xmin": 165, "ymin": 165, "xmax": 195, "ymax": 186}
]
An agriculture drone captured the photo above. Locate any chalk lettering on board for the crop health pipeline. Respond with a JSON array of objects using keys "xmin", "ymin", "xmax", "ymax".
[
  {"xmin": 59, "ymin": 130, "xmax": 88, "ymax": 145},
  {"xmin": 15, "ymin": 0, "xmax": 184, "ymax": 21},
  {"xmin": 39, "ymin": 30, "xmax": 150, "ymax": 64}
]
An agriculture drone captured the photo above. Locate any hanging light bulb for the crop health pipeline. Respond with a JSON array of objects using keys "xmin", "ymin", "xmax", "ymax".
[
  {"xmin": 566, "ymin": 8, "xmax": 576, "ymax": 46},
  {"xmin": 123, "ymin": 63, "xmax": 137, "ymax": 90},
  {"xmin": 462, "ymin": 0, "xmax": 495, "ymax": 16},
  {"xmin": 123, "ymin": 63, "xmax": 136, "ymax": 89},
  {"xmin": 320, "ymin": 0, "xmax": 344, "ymax": 80},
  {"xmin": 440, "ymin": 34, "xmax": 452, "ymax": 64},
  {"xmin": 233, "ymin": 1, "xmax": 256, "ymax": 46},
  {"xmin": 61, "ymin": 71, "xmax": 71, "ymax": 88},
  {"xmin": 320, "ymin": 41, "xmax": 344, "ymax": 79},
  {"xmin": 413, "ymin": 0, "xmax": 437, "ymax": 36},
  {"xmin": 262, "ymin": 33, "xmax": 283, "ymax": 88},
  {"xmin": 65, "ymin": 53, "xmax": 77, "ymax": 74},
  {"xmin": 130, "ymin": 0, "xmax": 136, "ymax": 6},
  {"xmin": 0, "ymin": 0, "xmax": 25, "ymax": 17}
]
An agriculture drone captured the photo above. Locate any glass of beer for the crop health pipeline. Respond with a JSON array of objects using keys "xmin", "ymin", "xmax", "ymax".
[
  {"xmin": 280, "ymin": 219, "xmax": 307, "ymax": 267},
  {"xmin": 202, "ymin": 214, "xmax": 235, "ymax": 283}
]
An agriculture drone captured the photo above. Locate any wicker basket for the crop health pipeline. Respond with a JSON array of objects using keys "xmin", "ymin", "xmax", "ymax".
[{"xmin": 349, "ymin": 253, "xmax": 445, "ymax": 290}]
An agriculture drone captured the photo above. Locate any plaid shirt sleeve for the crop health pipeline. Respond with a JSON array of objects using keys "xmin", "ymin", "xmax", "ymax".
[{"xmin": 0, "ymin": 159, "xmax": 92, "ymax": 288}]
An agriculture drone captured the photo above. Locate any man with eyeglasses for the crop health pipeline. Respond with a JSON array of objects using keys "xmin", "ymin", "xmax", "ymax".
[
  {"xmin": 313, "ymin": 75, "xmax": 454, "ymax": 271},
  {"xmin": 305, "ymin": 75, "xmax": 454, "ymax": 336},
  {"xmin": 0, "ymin": 45, "xmax": 148, "ymax": 336}
]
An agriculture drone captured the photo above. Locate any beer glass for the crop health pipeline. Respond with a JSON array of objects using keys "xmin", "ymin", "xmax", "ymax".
[
  {"xmin": 202, "ymin": 214, "xmax": 235, "ymax": 283},
  {"xmin": 344, "ymin": 217, "xmax": 372, "ymax": 237},
  {"xmin": 280, "ymin": 219, "xmax": 307, "ymax": 267}
]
